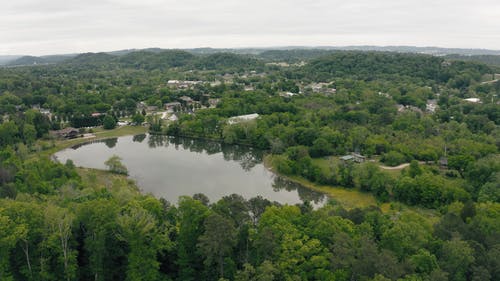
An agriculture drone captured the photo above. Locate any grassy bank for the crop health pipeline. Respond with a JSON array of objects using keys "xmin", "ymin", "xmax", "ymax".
[
  {"xmin": 76, "ymin": 167, "xmax": 142, "ymax": 196},
  {"xmin": 264, "ymin": 155, "xmax": 383, "ymax": 209},
  {"xmin": 264, "ymin": 155, "xmax": 441, "ymax": 220}
]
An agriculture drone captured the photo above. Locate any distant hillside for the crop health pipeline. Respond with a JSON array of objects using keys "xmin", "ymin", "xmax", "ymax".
[
  {"xmin": 6, "ymin": 56, "xmax": 49, "ymax": 66},
  {"xmin": 117, "ymin": 50, "xmax": 195, "ymax": 69},
  {"xmin": 300, "ymin": 51, "xmax": 491, "ymax": 82},
  {"xmin": 194, "ymin": 53, "xmax": 263, "ymax": 70},
  {"xmin": 4, "ymin": 54, "xmax": 75, "ymax": 66},
  {"xmin": 258, "ymin": 49, "xmax": 334, "ymax": 62},
  {"xmin": 3, "ymin": 45, "xmax": 500, "ymax": 69},
  {"xmin": 320, "ymin": 45, "xmax": 500, "ymax": 56},
  {"xmin": 42, "ymin": 54, "xmax": 76, "ymax": 64},
  {"xmin": 445, "ymin": 54, "xmax": 500, "ymax": 68},
  {"xmin": 0, "ymin": 55, "xmax": 21, "ymax": 65},
  {"xmin": 66, "ymin": 52, "xmax": 117, "ymax": 65}
]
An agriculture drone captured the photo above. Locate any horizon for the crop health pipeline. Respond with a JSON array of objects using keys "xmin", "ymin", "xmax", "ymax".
[
  {"xmin": 2, "ymin": 0, "xmax": 499, "ymax": 56},
  {"xmin": 3, "ymin": 44, "xmax": 500, "ymax": 58}
]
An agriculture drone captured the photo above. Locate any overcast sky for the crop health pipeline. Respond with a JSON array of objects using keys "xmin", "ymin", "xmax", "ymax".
[{"xmin": 1, "ymin": 0, "xmax": 499, "ymax": 55}]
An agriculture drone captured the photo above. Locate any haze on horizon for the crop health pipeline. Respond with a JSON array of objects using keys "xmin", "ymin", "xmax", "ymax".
[{"xmin": 1, "ymin": 0, "xmax": 500, "ymax": 56}]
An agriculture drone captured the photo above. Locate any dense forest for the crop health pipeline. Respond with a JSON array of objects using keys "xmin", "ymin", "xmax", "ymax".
[{"xmin": 0, "ymin": 49, "xmax": 499, "ymax": 281}]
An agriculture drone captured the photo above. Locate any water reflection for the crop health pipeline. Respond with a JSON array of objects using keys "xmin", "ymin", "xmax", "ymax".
[
  {"xmin": 57, "ymin": 134, "xmax": 325, "ymax": 206},
  {"xmin": 104, "ymin": 138, "xmax": 118, "ymax": 148},
  {"xmin": 146, "ymin": 135, "xmax": 262, "ymax": 171},
  {"xmin": 132, "ymin": 133, "xmax": 147, "ymax": 143},
  {"xmin": 272, "ymin": 176, "xmax": 326, "ymax": 204}
]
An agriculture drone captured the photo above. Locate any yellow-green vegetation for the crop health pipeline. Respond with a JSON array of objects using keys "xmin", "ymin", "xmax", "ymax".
[
  {"xmin": 77, "ymin": 167, "xmax": 140, "ymax": 195},
  {"xmin": 310, "ymin": 157, "xmax": 333, "ymax": 174},
  {"xmin": 267, "ymin": 155, "xmax": 442, "ymax": 221},
  {"xmin": 287, "ymin": 174, "xmax": 379, "ymax": 209},
  {"xmin": 266, "ymin": 155, "xmax": 379, "ymax": 209}
]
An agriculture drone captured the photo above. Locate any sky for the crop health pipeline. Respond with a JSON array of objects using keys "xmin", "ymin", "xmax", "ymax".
[{"xmin": 1, "ymin": 0, "xmax": 500, "ymax": 56}]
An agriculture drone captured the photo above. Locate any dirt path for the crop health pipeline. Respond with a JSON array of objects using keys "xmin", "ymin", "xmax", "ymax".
[
  {"xmin": 481, "ymin": 79, "xmax": 499, "ymax": 84},
  {"xmin": 379, "ymin": 161, "xmax": 426, "ymax": 170}
]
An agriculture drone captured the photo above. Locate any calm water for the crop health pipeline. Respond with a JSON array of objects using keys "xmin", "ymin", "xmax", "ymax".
[{"xmin": 54, "ymin": 134, "xmax": 326, "ymax": 206}]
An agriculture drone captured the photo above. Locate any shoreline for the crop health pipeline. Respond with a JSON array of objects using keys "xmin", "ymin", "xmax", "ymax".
[
  {"xmin": 263, "ymin": 154, "xmax": 383, "ymax": 210},
  {"xmin": 40, "ymin": 125, "xmax": 148, "ymax": 159},
  {"xmin": 49, "ymin": 129, "xmax": 380, "ymax": 210}
]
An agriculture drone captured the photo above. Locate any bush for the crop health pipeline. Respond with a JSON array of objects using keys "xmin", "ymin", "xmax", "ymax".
[
  {"xmin": 104, "ymin": 155, "xmax": 128, "ymax": 175},
  {"xmin": 381, "ymin": 151, "xmax": 407, "ymax": 166}
]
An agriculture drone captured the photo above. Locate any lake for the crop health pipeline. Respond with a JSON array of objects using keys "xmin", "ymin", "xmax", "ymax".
[{"xmin": 54, "ymin": 134, "xmax": 326, "ymax": 206}]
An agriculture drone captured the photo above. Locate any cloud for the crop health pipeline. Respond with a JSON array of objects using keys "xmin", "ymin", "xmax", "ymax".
[{"xmin": 1, "ymin": 0, "xmax": 499, "ymax": 55}]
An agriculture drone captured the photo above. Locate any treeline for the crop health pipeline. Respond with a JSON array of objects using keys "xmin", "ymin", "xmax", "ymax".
[
  {"xmin": 167, "ymin": 86, "xmax": 498, "ymax": 207},
  {"xmin": 1, "ymin": 157, "xmax": 498, "ymax": 281},
  {"xmin": 299, "ymin": 52, "xmax": 490, "ymax": 85},
  {"xmin": 0, "ymin": 126, "xmax": 498, "ymax": 280},
  {"xmin": 7, "ymin": 50, "xmax": 265, "ymax": 72},
  {"xmin": 0, "ymin": 49, "xmax": 499, "ymax": 281}
]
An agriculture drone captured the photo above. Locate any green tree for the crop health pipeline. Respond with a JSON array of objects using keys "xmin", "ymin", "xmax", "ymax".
[
  {"xmin": 131, "ymin": 113, "xmax": 145, "ymax": 125},
  {"xmin": 409, "ymin": 249, "xmax": 439, "ymax": 275},
  {"xmin": 117, "ymin": 205, "xmax": 169, "ymax": 281},
  {"xmin": 102, "ymin": 115, "xmax": 116, "ymax": 130},
  {"xmin": 104, "ymin": 155, "xmax": 128, "ymax": 175},
  {"xmin": 77, "ymin": 200, "xmax": 119, "ymax": 281},
  {"xmin": 23, "ymin": 124, "xmax": 37, "ymax": 146},
  {"xmin": 43, "ymin": 204, "xmax": 77, "ymax": 281},
  {"xmin": 177, "ymin": 197, "xmax": 210, "ymax": 281},
  {"xmin": 0, "ymin": 121, "xmax": 19, "ymax": 147},
  {"xmin": 198, "ymin": 212, "xmax": 237, "ymax": 279},
  {"xmin": 448, "ymin": 154, "xmax": 474, "ymax": 178},
  {"xmin": 0, "ymin": 210, "xmax": 27, "ymax": 281},
  {"xmin": 440, "ymin": 239, "xmax": 475, "ymax": 281}
]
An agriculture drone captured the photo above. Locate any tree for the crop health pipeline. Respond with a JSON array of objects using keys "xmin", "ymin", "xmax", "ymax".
[
  {"xmin": 23, "ymin": 124, "xmax": 37, "ymax": 146},
  {"xmin": 448, "ymin": 154, "xmax": 474, "ymax": 178},
  {"xmin": 407, "ymin": 160, "xmax": 422, "ymax": 178},
  {"xmin": 102, "ymin": 115, "xmax": 116, "ymax": 130},
  {"xmin": 177, "ymin": 197, "xmax": 210, "ymax": 281},
  {"xmin": 440, "ymin": 239, "xmax": 475, "ymax": 281},
  {"xmin": 198, "ymin": 213, "xmax": 237, "ymax": 279},
  {"xmin": 409, "ymin": 249, "xmax": 439, "ymax": 275},
  {"xmin": 44, "ymin": 204, "xmax": 76, "ymax": 281},
  {"xmin": 77, "ymin": 200, "xmax": 119, "ymax": 281},
  {"xmin": 1, "ymin": 201, "xmax": 44, "ymax": 280},
  {"xmin": 0, "ymin": 210, "xmax": 27, "ymax": 281},
  {"xmin": 104, "ymin": 155, "xmax": 128, "ymax": 175},
  {"xmin": 0, "ymin": 121, "xmax": 19, "ymax": 147},
  {"xmin": 131, "ymin": 113, "xmax": 145, "ymax": 126},
  {"xmin": 117, "ymin": 205, "xmax": 168, "ymax": 281}
]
